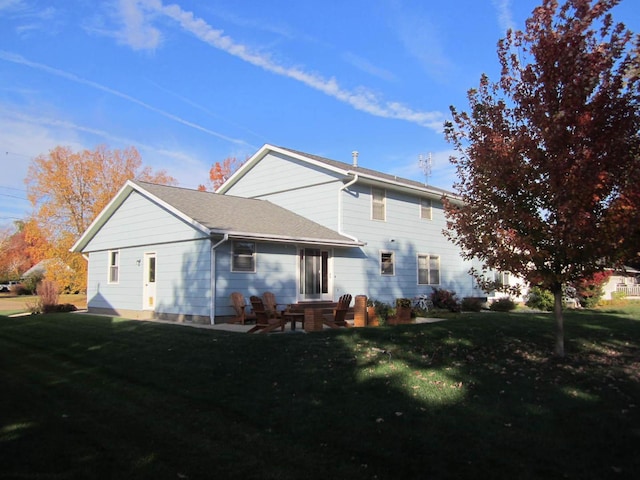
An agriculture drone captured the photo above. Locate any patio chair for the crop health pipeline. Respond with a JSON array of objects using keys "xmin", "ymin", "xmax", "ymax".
[
  {"xmin": 230, "ymin": 292, "xmax": 256, "ymax": 324},
  {"xmin": 323, "ymin": 293, "xmax": 352, "ymax": 328},
  {"xmin": 247, "ymin": 296, "xmax": 286, "ymax": 334},
  {"xmin": 262, "ymin": 291, "xmax": 282, "ymax": 318}
]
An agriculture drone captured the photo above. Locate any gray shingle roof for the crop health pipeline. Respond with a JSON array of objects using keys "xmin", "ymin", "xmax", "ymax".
[
  {"xmin": 135, "ymin": 181, "xmax": 361, "ymax": 246},
  {"xmin": 275, "ymin": 146, "xmax": 455, "ymax": 197}
]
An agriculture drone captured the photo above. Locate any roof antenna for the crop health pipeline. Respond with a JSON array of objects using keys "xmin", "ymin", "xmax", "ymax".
[
  {"xmin": 352, "ymin": 150, "xmax": 359, "ymax": 167},
  {"xmin": 419, "ymin": 153, "xmax": 432, "ymax": 186}
]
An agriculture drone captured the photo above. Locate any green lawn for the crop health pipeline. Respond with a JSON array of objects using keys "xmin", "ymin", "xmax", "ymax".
[{"xmin": 1, "ymin": 305, "xmax": 639, "ymax": 479}]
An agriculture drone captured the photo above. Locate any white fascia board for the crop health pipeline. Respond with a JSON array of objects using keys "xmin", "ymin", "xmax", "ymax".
[
  {"xmin": 70, "ymin": 180, "xmax": 136, "ymax": 253},
  {"xmin": 217, "ymin": 230, "xmax": 365, "ymax": 247}
]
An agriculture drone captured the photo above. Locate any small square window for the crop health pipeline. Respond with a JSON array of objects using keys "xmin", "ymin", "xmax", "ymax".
[
  {"xmin": 381, "ymin": 251, "xmax": 394, "ymax": 275},
  {"xmin": 232, "ymin": 241, "xmax": 256, "ymax": 272}
]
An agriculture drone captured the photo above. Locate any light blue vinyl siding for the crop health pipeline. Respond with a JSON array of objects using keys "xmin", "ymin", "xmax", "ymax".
[
  {"xmin": 213, "ymin": 241, "xmax": 299, "ymax": 317},
  {"xmin": 84, "ymin": 191, "xmax": 212, "ymax": 317},
  {"xmin": 84, "ymin": 191, "xmax": 207, "ymax": 251},
  {"xmin": 326, "ymin": 182, "xmax": 482, "ymax": 305},
  {"xmin": 224, "ymin": 152, "xmax": 342, "ymax": 229},
  {"xmin": 225, "ymin": 150, "xmax": 483, "ymax": 305}
]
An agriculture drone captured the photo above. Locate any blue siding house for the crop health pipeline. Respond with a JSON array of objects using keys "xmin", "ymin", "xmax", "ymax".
[{"xmin": 72, "ymin": 144, "xmax": 486, "ymax": 323}]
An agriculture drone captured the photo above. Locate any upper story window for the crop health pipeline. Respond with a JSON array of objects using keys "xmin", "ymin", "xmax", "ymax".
[
  {"xmin": 372, "ymin": 187, "xmax": 386, "ymax": 221},
  {"xmin": 108, "ymin": 250, "xmax": 119, "ymax": 283},
  {"xmin": 380, "ymin": 251, "xmax": 395, "ymax": 275},
  {"xmin": 232, "ymin": 241, "xmax": 256, "ymax": 272},
  {"xmin": 418, "ymin": 254, "xmax": 440, "ymax": 285},
  {"xmin": 420, "ymin": 198, "xmax": 433, "ymax": 220}
]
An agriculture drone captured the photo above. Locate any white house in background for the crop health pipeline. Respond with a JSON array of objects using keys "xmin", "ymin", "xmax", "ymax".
[
  {"xmin": 72, "ymin": 144, "xmax": 490, "ymax": 323},
  {"xmin": 603, "ymin": 266, "xmax": 640, "ymax": 299}
]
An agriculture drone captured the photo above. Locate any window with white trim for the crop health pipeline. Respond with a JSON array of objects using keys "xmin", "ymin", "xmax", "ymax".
[
  {"xmin": 420, "ymin": 198, "xmax": 432, "ymax": 220},
  {"xmin": 494, "ymin": 271, "xmax": 510, "ymax": 287},
  {"xmin": 372, "ymin": 187, "xmax": 386, "ymax": 221},
  {"xmin": 232, "ymin": 241, "xmax": 256, "ymax": 272},
  {"xmin": 418, "ymin": 254, "xmax": 440, "ymax": 285},
  {"xmin": 108, "ymin": 250, "xmax": 119, "ymax": 283},
  {"xmin": 380, "ymin": 251, "xmax": 394, "ymax": 275}
]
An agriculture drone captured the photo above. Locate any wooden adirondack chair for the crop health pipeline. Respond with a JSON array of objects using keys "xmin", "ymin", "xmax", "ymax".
[
  {"xmin": 229, "ymin": 292, "xmax": 256, "ymax": 324},
  {"xmin": 247, "ymin": 296, "xmax": 286, "ymax": 334},
  {"xmin": 323, "ymin": 294, "xmax": 352, "ymax": 328},
  {"xmin": 262, "ymin": 291, "xmax": 281, "ymax": 318}
]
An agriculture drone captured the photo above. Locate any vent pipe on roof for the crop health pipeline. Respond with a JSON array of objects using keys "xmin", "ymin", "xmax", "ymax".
[{"xmin": 352, "ymin": 150, "xmax": 359, "ymax": 167}]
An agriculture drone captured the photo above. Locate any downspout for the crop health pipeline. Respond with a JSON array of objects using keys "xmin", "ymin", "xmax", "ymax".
[
  {"xmin": 339, "ymin": 173, "xmax": 359, "ymax": 241},
  {"xmin": 210, "ymin": 234, "xmax": 229, "ymax": 324}
]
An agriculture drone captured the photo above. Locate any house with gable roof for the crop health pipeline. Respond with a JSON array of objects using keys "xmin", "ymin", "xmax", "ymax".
[{"xmin": 72, "ymin": 144, "xmax": 488, "ymax": 324}]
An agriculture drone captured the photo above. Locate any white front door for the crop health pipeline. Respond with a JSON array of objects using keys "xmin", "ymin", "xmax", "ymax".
[{"xmin": 143, "ymin": 253, "xmax": 157, "ymax": 310}]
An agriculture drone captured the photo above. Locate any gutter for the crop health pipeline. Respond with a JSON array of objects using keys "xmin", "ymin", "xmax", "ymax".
[
  {"xmin": 338, "ymin": 173, "xmax": 360, "ymax": 242},
  {"xmin": 210, "ymin": 234, "xmax": 229, "ymax": 324}
]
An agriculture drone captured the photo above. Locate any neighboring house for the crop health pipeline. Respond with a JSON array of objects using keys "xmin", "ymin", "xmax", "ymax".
[
  {"xmin": 72, "ymin": 144, "xmax": 489, "ymax": 323},
  {"xmin": 21, "ymin": 258, "xmax": 71, "ymax": 280},
  {"xmin": 603, "ymin": 266, "xmax": 640, "ymax": 299}
]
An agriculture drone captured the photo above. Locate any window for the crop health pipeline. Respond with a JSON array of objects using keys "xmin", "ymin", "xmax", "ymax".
[
  {"xmin": 372, "ymin": 187, "xmax": 386, "ymax": 221},
  {"xmin": 418, "ymin": 254, "xmax": 440, "ymax": 285},
  {"xmin": 232, "ymin": 241, "xmax": 256, "ymax": 272},
  {"xmin": 380, "ymin": 251, "xmax": 394, "ymax": 275},
  {"xmin": 108, "ymin": 250, "xmax": 119, "ymax": 283},
  {"xmin": 420, "ymin": 198, "xmax": 432, "ymax": 220},
  {"xmin": 494, "ymin": 271, "xmax": 510, "ymax": 287}
]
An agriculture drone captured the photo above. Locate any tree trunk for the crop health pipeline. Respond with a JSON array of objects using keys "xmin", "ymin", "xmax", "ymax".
[{"xmin": 553, "ymin": 288, "xmax": 565, "ymax": 357}]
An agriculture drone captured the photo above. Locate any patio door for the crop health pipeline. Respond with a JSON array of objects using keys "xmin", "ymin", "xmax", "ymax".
[
  {"xmin": 143, "ymin": 252, "xmax": 157, "ymax": 310},
  {"xmin": 299, "ymin": 248, "xmax": 332, "ymax": 301}
]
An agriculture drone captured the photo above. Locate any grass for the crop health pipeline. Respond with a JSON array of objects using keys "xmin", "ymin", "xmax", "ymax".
[
  {"xmin": 1, "ymin": 303, "xmax": 639, "ymax": 479},
  {"xmin": 0, "ymin": 293, "xmax": 87, "ymax": 316}
]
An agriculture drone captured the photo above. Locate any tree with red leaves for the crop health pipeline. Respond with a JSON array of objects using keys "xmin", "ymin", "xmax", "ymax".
[
  {"xmin": 444, "ymin": 0, "xmax": 640, "ymax": 357},
  {"xmin": 199, "ymin": 157, "xmax": 246, "ymax": 191}
]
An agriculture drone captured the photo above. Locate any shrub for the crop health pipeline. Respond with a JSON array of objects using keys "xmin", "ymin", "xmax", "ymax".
[
  {"xmin": 489, "ymin": 297, "xmax": 516, "ymax": 312},
  {"xmin": 36, "ymin": 280, "xmax": 60, "ymax": 313},
  {"xmin": 21, "ymin": 272, "xmax": 44, "ymax": 295},
  {"xmin": 573, "ymin": 271, "xmax": 611, "ymax": 308},
  {"xmin": 461, "ymin": 297, "xmax": 484, "ymax": 312},
  {"xmin": 395, "ymin": 298, "xmax": 412, "ymax": 308},
  {"xmin": 525, "ymin": 286, "xmax": 554, "ymax": 311},
  {"xmin": 430, "ymin": 288, "xmax": 460, "ymax": 312},
  {"xmin": 372, "ymin": 300, "xmax": 392, "ymax": 325},
  {"xmin": 10, "ymin": 283, "xmax": 30, "ymax": 296}
]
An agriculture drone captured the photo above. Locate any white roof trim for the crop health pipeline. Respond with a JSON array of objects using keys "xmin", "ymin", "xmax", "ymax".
[{"xmin": 217, "ymin": 144, "xmax": 462, "ymax": 202}]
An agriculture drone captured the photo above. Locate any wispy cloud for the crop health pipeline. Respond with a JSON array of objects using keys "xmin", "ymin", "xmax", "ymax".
[
  {"xmin": 0, "ymin": 1, "xmax": 58, "ymax": 36},
  {"xmin": 384, "ymin": 3, "xmax": 454, "ymax": 84},
  {"xmin": 3, "ymin": 108, "xmax": 204, "ymax": 170},
  {"xmin": 492, "ymin": 0, "xmax": 515, "ymax": 34},
  {"xmin": 115, "ymin": 0, "xmax": 162, "ymax": 50},
  {"xmin": 116, "ymin": 0, "xmax": 445, "ymax": 131},
  {"xmin": 342, "ymin": 52, "xmax": 397, "ymax": 83},
  {"xmin": 0, "ymin": 50, "xmax": 251, "ymax": 146}
]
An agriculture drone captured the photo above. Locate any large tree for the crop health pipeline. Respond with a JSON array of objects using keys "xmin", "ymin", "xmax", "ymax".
[
  {"xmin": 444, "ymin": 0, "xmax": 640, "ymax": 357},
  {"xmin": 199, "ymin": 156, "xmax": 246, "ymax": 191},
  {"xmin": 25, "ymin": 145, "xmax": 177, "ymax": 291}
]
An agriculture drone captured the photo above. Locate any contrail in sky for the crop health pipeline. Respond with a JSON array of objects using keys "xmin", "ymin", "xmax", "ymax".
[{"xmin": 0, "ymin": 50, "xmax": 251, "ymax": 146}]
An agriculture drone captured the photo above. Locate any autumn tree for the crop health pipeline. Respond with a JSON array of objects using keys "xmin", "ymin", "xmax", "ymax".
[
  {"xmin": 199, "ymin": 156, "xmax": 246, "ymax": 191},
  {"xmin": 25, "ymin": 145, "xmax": 177, "ymax": 292},
  {"xmin": 0, "ymin": 222, "xmax": 37, "ymax": 280},
  {"xmin": 444, "ymin": 0, "xmax": 640, "ymax": 357}
]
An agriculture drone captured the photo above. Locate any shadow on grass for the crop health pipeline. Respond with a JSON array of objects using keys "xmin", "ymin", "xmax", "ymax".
[{"xmin": 0, "ymin": 309, "xmax": 638, "ymax": 479}]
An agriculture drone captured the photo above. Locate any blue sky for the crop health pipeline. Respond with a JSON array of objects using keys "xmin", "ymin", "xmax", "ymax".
[{"xmin": 1, "ymin": 0, "xmax": 638, "ymax": 228}]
